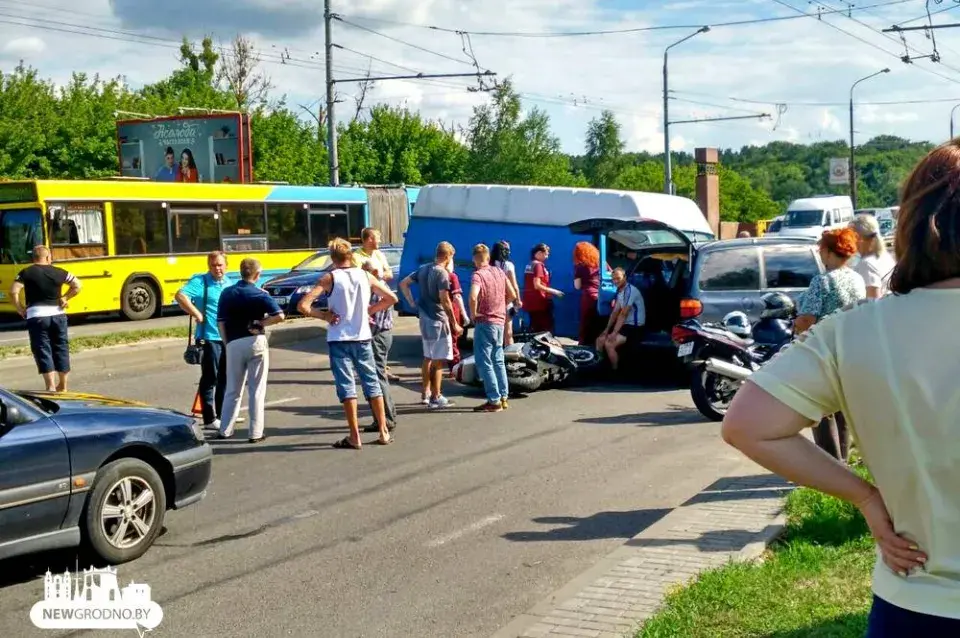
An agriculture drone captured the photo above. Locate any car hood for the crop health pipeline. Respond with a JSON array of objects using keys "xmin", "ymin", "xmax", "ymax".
[
  {"xmin": 262, "ymin": 270, "xmax": 325, "ymax": 289},
  {"xmin": 14, "ymin": 390, "xmax": 192, "ymax": 419}
]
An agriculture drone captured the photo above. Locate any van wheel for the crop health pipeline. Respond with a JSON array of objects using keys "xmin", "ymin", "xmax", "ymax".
[
  {"xmin": 82, "ymin": 458, "xmax": 167, "ymax": 564},
  {"xmin": 121, "ymin": 279, "xmax": 159, "ymax": 321}
]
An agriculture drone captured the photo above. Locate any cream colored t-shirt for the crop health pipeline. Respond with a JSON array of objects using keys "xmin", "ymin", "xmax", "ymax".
[
  {"xmin": 750, "ymin": 289, "xmax": 960, "ymax": 618},
  {"xmin": 351, "ymin": 248, "xmax": 391, "ymax": 279}
]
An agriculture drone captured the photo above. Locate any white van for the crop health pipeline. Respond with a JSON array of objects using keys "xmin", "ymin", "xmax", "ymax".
[{"xmin": 777, "ymin": 195, "xmax": 854, "ymax": 239}]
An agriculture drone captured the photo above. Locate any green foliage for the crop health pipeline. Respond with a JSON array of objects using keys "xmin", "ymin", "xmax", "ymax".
[{"xmin": 0, "ymin": 47, "xmax": 934, "ymax": 221}]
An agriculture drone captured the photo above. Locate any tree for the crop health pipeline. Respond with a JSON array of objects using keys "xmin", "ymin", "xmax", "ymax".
[
  {"xmin": 583, "ymin": 110, "xmax": 625, "ymax": 188},
  {"xmin": 464, "ymin": 79, "xmax": 581, "ymax": 186},
  {"xmin": 138, "ymin": 37, "xmax": 233, "ymax": 112},
  {"xmin": 250, "ymin": 102, "xmax": 326, "ymax": 185},
  {"xmin": 216, "ymin": 35, "xmax": 272, "ymax": 111},
  {"xmin": 0, "ymin": 63, "xmax": 58, "ymax": 177}
]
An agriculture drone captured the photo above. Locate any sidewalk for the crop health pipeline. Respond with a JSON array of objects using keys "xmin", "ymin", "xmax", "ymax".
[{"xmin": 492, "ymin": 473, "xmax": 793, "ymax": 638}]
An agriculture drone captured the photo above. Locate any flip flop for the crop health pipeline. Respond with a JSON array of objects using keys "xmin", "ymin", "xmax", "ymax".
[
  {"xmin": 373, "ymin": 437, "xmax": 393, "ymax": 446},
  {"xmin": 333, "ymin": 436, "xmax": 361, "ymax": 450}
]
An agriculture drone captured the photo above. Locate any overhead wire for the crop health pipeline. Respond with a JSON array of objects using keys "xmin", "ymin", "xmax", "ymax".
[{"xmin": 331, "ymin": 16, "xmax": 478, "ymax": 68}]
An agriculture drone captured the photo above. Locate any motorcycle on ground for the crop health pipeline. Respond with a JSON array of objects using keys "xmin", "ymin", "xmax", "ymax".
[
  {"xmin": 452, "ymin": 332, "xmax": 601, "ymax": 395},
  {"xmin": 672, "ymin": 292, "xmax": 796, "ymax": 421}
]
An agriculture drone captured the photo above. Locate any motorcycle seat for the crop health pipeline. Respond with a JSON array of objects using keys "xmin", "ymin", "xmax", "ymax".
[{"xmin": 727, "ymin": 334, "xmax": 754, "ymax": 347}]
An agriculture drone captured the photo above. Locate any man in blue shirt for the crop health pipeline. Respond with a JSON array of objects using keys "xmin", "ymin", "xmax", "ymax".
[
  {"xmin": 216, "ymin": 258, "xmax": 284, "ymax": 443},
  {"xmin": 175, "ymin": 251, "xmax": 234, "ymax": 429},
  {"xmin": 154, "ymin": 147, "xmax": 177, "ymax": 182}
]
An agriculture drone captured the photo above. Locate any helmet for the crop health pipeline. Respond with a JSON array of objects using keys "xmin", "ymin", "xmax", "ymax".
[
  {"xmin": 760, "ymin": 292, "xmax": 796, "ymax": 320},
  {"xmin": 722, "ymin": 311, "xmax": 752, "ymax": 338}
]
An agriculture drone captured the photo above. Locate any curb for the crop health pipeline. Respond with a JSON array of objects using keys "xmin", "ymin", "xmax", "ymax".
[
  {"xmin": 0, "ymin": 320, "xmax": 325, "ymax": 386},
  {"xmin": 491, "ymin": 473, "xmax": 793, "ymax": 638}
]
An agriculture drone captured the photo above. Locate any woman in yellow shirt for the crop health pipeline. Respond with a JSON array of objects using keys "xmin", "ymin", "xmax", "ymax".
[{"xmin": 722, "ymin": 141, "xmax": 960, "ymax": 634}]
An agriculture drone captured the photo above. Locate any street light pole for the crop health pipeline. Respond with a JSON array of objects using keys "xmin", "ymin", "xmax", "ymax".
[
  {"xmin": 849, "ymin": 68, "xmax": 890, "ymax": 209},
  {"xmin": 951, "ymin": 103, "xmax": 960, "ymax": 140},
  {"xmin": 663, "ymin": 26, "xmax": 709, "ymax": 195}
]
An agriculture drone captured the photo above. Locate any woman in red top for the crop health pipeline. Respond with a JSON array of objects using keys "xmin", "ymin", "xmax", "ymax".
[
  {"xmin": 175, "ymin": 148, "xmax": 200, "ymax": 183},
  {"xmin": 522, "ymin": 243, "xmax": 564, "ymax": 333},
  {"xmin": 573, "ymin": 241, "xmax": 602, "ymax": 345}
]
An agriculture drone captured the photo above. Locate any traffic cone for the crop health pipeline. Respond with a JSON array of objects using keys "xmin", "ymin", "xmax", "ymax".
[{"xmin": 191, "ymin": 392, "xmax": 203, "ymax": 416}]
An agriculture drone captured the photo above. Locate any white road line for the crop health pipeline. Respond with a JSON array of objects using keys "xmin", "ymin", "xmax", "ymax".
[
  {"xmin": 238, "ymin": 396, "xmax": 300, "ymax": 411},
  {"xmin": 425, "ymin": 514, "xmax": 505, "ymax": 548}
]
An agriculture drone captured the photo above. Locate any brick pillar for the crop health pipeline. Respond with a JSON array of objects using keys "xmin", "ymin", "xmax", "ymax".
[{"xmin": 695, "ymin": 147, "xmax": 720, "ymax": 237}]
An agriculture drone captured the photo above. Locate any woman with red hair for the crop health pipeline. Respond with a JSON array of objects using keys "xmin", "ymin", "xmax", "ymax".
[
  {"xmin": 794, "ymin": 227, "xmax": 866, "ymax": 462},
  {"xmin": 573, "ymin": 242, "xmax": 601, "ymax": 345}
]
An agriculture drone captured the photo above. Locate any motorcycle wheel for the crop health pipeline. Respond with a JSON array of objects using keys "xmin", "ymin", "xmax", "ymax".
[
  {"xmin": 690, "ymin": 365, "xmax": 739, "ymax": 422},
  {"xmin": 507, "ymin": 366, "xmax": 544, "ymax": 394},
  {"xmin": 564, "ymin": 346, "xmax": 601, "ymax": 370}
]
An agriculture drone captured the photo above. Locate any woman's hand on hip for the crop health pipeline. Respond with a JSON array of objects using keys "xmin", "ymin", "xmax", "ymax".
[{"xmin": 857, "ymin": 487, "xmax": 927, "ymax": 576}]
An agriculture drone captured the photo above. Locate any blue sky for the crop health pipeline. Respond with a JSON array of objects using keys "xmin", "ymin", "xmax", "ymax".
[{"xmin": 1, "ymin": 0, "xmax": 958, "ymax": 155}]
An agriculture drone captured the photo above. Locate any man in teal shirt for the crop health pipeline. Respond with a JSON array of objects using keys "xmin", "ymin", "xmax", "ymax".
[{"xmin": 175, "ymin": 251, "xmax": 234, "ymax": 429}]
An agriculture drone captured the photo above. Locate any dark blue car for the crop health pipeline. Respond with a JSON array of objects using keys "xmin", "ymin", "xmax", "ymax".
[
  {"xmin": 261, "ymin": 245, "xmax": 403, "ymax": 315},
  {"xmin": 0, "ymin": 388, "xmax": 212, "ymax": 564}
]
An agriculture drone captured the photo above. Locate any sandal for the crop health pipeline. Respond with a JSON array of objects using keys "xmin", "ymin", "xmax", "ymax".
[
  {"xmin": 373, "ymin": 437, "xmax": 393, "ymax": 446},
  {"xmin": 333, "ymin": 436, "xmax": 361, "ymax": 450}
]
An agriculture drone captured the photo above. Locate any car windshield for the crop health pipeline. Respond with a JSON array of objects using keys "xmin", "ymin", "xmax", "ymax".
[
  {"xmin": 879, "ymin": 219, "xmax": 895, "ymax": 235},
  {"xmin": 293, "ymin": 251, "xmax": 332, "ymax": 270},
  {"xmin": 784, "ymin": 210, "xmax": 824, "ymax": 228}
]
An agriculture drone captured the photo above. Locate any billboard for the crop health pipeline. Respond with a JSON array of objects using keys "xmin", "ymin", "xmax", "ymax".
[
  {"xmin": 829, "ymin": 157, "xmax": 849, "ymax": 185},
  {"xmin": 116, "ymin": 113, "xmax": 253, "ymax": 184}
]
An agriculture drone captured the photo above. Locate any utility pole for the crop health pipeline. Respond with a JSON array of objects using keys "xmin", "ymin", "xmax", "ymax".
[
  {"xmin": 324, "ymin": 0, "xmax": 339, "ymax": 186},
  {"xmin": 849, "ymin": 68, "xmax": 890, "ymax": 209},
  {"xmin": 663, "ymin": 27, "xmax": 709, "ymax": 195}
]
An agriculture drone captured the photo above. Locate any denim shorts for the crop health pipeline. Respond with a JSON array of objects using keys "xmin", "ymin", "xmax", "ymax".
[
  {"xmin": 27, "ymin": 314, "xmax": 70, "ymax": 374},
  {"xmin": 329, "ymin": 340, "xmax": 383, "ymax": 403}
]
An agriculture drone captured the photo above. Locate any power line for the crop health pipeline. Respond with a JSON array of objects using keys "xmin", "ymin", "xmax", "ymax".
[
  {"xmin": 336, "ymin": 0, "xmax": 915, "ymax": 38},
  {"xmin": 333, "ymin": 44, "xmax": 421, "ymax": 74},
  {"xmin": 332, "ymin": 16, "xmax": 479, "ymax": 68},
  {"xmin": 895, "ymin": 1, "xmax": 960, "ymax": 26},
  {"xmin": 671, "ymin": 88, "xmax": 960, "ymax": 107}
]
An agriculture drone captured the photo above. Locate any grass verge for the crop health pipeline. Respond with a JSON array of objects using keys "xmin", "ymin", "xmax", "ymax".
[
  {"xmin": 0, "ymin": 327, "xmax": 188, "ymax": 360},
  {"xmin": 637, "ymin": 464, "xmax": 875, "ymax": 638}
]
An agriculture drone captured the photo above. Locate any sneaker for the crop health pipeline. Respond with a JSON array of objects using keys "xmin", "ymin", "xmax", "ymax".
[
  {"xmin": 421, "ymin": 394, "xmax": 430, "ymax": 406},
  {"xmin": 205, "ymin": 419, "xmax": 221, "ymax": 430},
  {"xmin": 500, "ymin": 399, "xmax": 510, "ymax": 410},
  {"xmin": 428, "ymin": 396, "xmax": 453, "ymax": 409},
  {"xmin": 473, "ymin": 401, "xmax": 503, "ymax": 413}
]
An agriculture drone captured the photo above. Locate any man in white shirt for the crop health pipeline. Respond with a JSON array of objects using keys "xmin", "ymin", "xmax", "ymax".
[{"xmin": 596, "ymin": 267, "xmax": 645, "ymax": 372}]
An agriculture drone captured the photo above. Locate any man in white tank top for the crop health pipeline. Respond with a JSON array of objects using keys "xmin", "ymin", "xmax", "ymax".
[{"xmin": 298, "ymin": 238, "xmax": 399, "ymax": 450}]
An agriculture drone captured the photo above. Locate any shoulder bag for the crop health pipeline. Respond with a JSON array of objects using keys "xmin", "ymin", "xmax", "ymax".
[{"xmin": 182, "ymin": 278, "xmax": 209, "ymax": 366}]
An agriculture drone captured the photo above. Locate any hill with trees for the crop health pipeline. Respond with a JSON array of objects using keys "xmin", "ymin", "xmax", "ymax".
[{"xmin": 0, "ymin": 36, "xmax": 932, "ymax": 222}]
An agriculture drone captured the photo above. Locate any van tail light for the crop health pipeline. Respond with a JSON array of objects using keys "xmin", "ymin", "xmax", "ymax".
[
  {"xmin": 679, "ymin": 298, "xmax": 703, "ymax": 319},
  {"xmin": 671, "ymin": 325, "xmax": 698, "ymax": 344}
]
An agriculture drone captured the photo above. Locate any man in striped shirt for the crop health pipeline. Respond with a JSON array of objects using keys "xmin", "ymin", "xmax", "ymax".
[{"xmin": 596, "ymin": 267, "xmax": 645, "ymax": 372}]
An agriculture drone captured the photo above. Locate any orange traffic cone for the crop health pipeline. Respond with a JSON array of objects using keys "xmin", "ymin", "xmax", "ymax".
[{"xmin": 191, "ymin": 392, "xmax": 203, "ymax": 416}]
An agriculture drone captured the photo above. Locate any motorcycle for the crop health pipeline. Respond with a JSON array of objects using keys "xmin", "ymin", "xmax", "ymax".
[
  {"xmin": 452, "ymin": 332, "xmax": 601, "ymax": 395},
  {"xmin": 672, "ymin": 292, "xmax": 796, "ymax": 421}
]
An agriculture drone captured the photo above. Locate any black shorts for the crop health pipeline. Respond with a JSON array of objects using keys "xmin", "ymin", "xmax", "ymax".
[
  {"xmin": 27, "ymin": 314, "xmax": 70, "ymax": 374},
  {"xmin": 618, "ymin": 324, "xmax": 643, "ymax": 342}
]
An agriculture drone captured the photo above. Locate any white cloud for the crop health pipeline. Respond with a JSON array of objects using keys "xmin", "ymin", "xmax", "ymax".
[
  {"xmin": 0, "ymin": 0, "xmax": 957, "ymax": 157},
  {"xmin": 2, "ymin": 36, "xmax": 46, "ymax": 57}
]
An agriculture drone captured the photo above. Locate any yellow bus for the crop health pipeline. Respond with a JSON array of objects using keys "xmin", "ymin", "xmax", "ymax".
[{"xmin": 0, "ymin": 180, "xmax": 418, "ymax": 320}]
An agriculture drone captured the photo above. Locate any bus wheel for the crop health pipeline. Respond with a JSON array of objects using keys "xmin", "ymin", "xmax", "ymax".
[{"xmin": 121, "ymin": 279, "xmax": 158, "ymax": 321}]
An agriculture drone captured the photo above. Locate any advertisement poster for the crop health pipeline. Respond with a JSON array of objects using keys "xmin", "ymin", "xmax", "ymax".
[
  {"xmin": 116, "ymin": 114, "xmax": 253, "ymax": 184},
  {"xmin": 828, "ymin": 157, "xmax": 849, "ymax": 185}
]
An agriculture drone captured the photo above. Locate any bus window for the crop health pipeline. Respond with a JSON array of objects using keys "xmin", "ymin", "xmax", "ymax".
[
  {"xmin": 0, "ymin": 209, "xmax": 43, "ymax": 264},
  {"xmin": 113, "ymin": 202, "xmax": 170, "ymax": 255},
  {"xmin": 347, "ymin": 204, "xmax": 365, "ymax": 242},
  {"xmin": 308, "ymin": 208, "xmax": 348, "ymax": 248},
  {"xmin": 170, "ymin": 210, "xmax": 220, "ymax": 254},
  {"xmin": 48, "ymin": 202, "xmax": 107, "ymax": 260},
  {"xmin": 220, "ymin": 203, "xmax": 266, "ymax": 236},
  {"xmin": 267, "ymin": 204, "xmax": 310, "ymax": 250}
]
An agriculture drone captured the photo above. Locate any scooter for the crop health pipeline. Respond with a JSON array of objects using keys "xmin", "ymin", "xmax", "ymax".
[
  {"xmin": 672, "ymin": 294, "xmax": 796, "ymax": 421},
  {"xmin": 452, "ymin": 332, "xmax": 600, "ymax": 395}
]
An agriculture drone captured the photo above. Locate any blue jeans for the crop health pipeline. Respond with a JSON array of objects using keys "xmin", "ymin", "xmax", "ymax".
[
  {"xmin": 329, "ymin": 340, "xmax": 382, "ymax": 403},
  {"xmin": 474, "ymin": 322, "xmax": 508, "ymax": 403},
  {"xmin": 866, "ymin": 595, "xmax": 960, "ymax": 636}
]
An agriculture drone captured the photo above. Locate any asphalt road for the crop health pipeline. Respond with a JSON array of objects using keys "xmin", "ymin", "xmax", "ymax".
[
  {"xmin": 0, "ymin": 310, "xmax": 190, "ymax": 347},
  {"xmin": 0, "ymin": 327, "xmax": 761, "ymax": 638}
]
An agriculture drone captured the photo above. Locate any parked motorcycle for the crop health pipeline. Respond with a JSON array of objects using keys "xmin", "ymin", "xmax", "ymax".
[
  {"xmin": 672, "ymin": 292, "xmax": 796, "ymax": 421},
  {"xmin": 452, "ymin": 332, "xmax": 601, "ymax": 395}
]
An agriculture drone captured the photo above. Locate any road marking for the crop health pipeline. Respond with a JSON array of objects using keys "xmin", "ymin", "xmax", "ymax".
[
  {"xmin": 425, "ymin": 514, "xmax": 505, "ymax": 548},
  {"xmin": 238, "ymin": 396, "xmax": 300, "ymax": 411}
]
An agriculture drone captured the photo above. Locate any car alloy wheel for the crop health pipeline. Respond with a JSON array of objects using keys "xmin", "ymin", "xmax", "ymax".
[{"xmin": 100, "ymin": 476, "xmax": 157, "ymax": 550}]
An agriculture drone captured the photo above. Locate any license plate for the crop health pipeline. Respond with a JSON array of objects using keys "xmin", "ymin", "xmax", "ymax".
[
  {"xmin": 677, "ymin": 342, "xmax": 695, "ymax": 357},
  {"xmin": 273, "ymin": 296, "xmax": 288, "ymax": 306}
]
